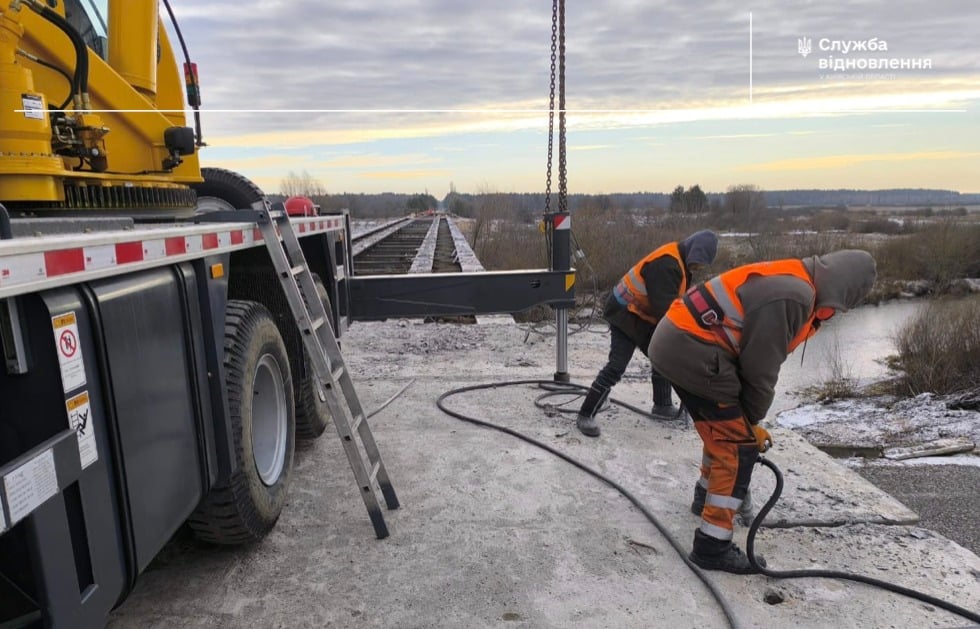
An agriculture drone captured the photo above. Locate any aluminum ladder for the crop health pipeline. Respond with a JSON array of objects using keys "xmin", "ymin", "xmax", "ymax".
[{"xmin": 257, "ymin": 207, "xmax": 399, "ymax": 538}]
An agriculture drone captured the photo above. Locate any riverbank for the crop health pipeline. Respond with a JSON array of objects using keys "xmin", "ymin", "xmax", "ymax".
[
  {"xmin": 867, "ymin": 277, "xmax": 980, "ymax": 303},
  {"xmin": 775, "ymin": 392, "xmax": 980, "ymax": 554},
  {"xmin": 771, "ymin": 292, "xmax": 980, "ymax": 557}
]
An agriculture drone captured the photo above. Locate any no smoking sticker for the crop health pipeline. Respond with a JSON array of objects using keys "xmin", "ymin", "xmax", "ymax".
[{"xmin": 52, "ymin": 312, "xmax": 86, "ymax": 393}]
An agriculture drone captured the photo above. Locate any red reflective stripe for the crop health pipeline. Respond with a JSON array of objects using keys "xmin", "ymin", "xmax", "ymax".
[
  {"xmin": 253, "ymin": 228, "xmax": 262, "ymax": 241},
  {"xmin": 165, "ymin": 237, "xmax": 186, "ymax": 256},
  {"xmin": 115, "ymin": 242, "xmax": 144, "ymax": 264},
  {"xmin": 230, "ymin": 230, "xmax": 244, "ymax": 245},
  {"xmin": 44, "ymin": 249, "xmax": 86, "ymax": 276},
  {"xmin": 202, "ymin": 233, "xmax": 219, "ymax": 250},
  {"xmin": 298, "ymin": 223, "xmax": 307, "ymax": 233}
]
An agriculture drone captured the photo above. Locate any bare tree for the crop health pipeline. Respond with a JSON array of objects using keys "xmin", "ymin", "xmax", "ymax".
[
  {"xmin": 280, "ymin": 170, "xmax": 326, "ymax": 197},
  {"xmin": 725, "ymin": 184, "xmax": 766, "ymax": 216},
  {"xmin": 726, "ymin": 184, "xmax": 775, "ymax": 259}
]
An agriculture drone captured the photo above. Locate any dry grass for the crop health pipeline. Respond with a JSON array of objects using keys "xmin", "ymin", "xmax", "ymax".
[
  {"xmin": 872, "ymin": 222, "xmax": 980, "ymax": 288},
  {"xmin": 461, "ymin": 200, "xmax": 980, "ymax": 301},
  {"xmin": 799, "ymin": 332, "xmax": 860, "ymax": 401},
  {"xmin": 893, "ymin": 296, "xmax": 980, "ymax": 395},
  {"xmin": 817, "ymin": 333, "xmax": 859, "ymax": 400}
]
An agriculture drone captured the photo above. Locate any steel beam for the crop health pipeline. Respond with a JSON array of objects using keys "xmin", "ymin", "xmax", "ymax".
[{"xmin": 346, "ymin": 270, "xmax": 575, "ymax": 320}]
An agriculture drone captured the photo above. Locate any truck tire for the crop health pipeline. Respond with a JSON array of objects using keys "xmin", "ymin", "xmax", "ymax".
[
  {"xmin": 192, "ymin": 167, "xmax": 265, "ymax": 213},
  {"xmin": 295, "ymin": 275, "xmax": 333, "ymax": 440},
  {"xmin": 189, "ymin": 300, "xmax": 295, "ymax": 544}
]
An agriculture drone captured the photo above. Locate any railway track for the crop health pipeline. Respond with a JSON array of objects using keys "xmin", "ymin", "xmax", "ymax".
[
  {"xmin": 345, "ymin": 214, "xmax": 570, "ymax": 325},
  {"xmin": 351, "ymin": 216, "xmax": 465, "ymax": 276},
  {"xmin": 431, "ymin": 218, "xmax": 462, "ymax": 273},
  {"xmin": 350, "ymin": 215, "xmax": 477, "ymax": 322}
]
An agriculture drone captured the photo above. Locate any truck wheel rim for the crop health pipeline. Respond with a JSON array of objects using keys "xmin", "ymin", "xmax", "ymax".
[
  {"xmin": 252, "ymin": 353, "xmax": 288, "ymax": 486},
  {"xmin": 194, "ymin": 196, "xmax": 236, "ymax": 214}
]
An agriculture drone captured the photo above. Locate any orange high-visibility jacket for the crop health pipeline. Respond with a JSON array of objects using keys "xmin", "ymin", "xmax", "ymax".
[
  {"xmin": 613, "ymin": 242, "xmax": 687, "ymax": 325},
  {"xmin": 666, "ymin": 259, "xmax": 819, "ymax": 355}
]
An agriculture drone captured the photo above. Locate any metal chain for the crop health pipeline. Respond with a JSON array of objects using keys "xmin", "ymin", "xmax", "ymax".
[
  {"xmin": 544, "ymin": 0, "xmax": 558, "ymax": 215},
  {"xmin": 557, "ymin": 0, "xmax": 567, "ymax": 214}
]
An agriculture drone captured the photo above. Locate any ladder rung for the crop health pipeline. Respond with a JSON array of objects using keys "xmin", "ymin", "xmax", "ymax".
[
  {"xmin": 290, "ymin": 264, "xmax": 305, "ymax": 276},
  {"xmin": 368, "ymin": 460, "xmax": 381, "ymax": 484},
  {"xmin": 311, "ymin": 316, "xmax": 325, "ymax": 331},
  {"xmin": 350, "ymin": 413, "xmax": 364, "ymax": 434},
  {"xmin": 332, "ymin": 366, "xmax": 344, "ymax": 381}
]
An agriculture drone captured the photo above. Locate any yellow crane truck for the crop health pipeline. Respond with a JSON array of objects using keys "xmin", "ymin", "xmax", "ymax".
[
  {"xmin": 0, "ymin": 1, "xmax": 574, "ymax": 626},
  {"xmin": 0, "ymin": 1, "xmax": 376, "ymax": 626}
]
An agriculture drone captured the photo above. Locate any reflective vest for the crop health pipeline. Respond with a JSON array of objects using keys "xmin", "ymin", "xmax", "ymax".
[
  {"xmin": 666, "ymin": 259, "xmax": 818, "ymax": 355},
  {"xmin": 613, "ymin": 242, "xmax": 686, "ymax": 324}
]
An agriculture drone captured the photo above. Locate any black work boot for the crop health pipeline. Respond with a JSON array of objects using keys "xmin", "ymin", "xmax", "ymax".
[
  {"xmin": 689, "ymin": 529, "xmax": 766, "ymax": 574},
  {"xmin": 691, "ymin": 483, "xmax": 706, "ymax": 516},
  {"xmin": 576, "ymin": 384, "xmax": 609, "ymax": 438},
  {"xmin": 651, "ymin": 375, "xmax": 685, "ymax": 419},
  {"xmin": 652, "ymin": 403, "xmax": 685, "ymax": 419},
  {"xmin": 576, "ymin": 414, "xmax": 600, "ymax": 437}
]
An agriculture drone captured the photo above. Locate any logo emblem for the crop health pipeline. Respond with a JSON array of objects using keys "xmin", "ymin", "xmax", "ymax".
[{"xmin": 798, "ymin": 37, "xmax": 812, "ymax": 57}]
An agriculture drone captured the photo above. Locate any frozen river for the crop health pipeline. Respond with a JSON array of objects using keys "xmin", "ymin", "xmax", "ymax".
[{"xmin": 771, "ymin": 299, "xmax": 924, "ymax": 414}]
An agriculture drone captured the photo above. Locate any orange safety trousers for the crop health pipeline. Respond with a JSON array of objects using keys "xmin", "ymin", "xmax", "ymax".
[{"xmin": 677, "ymin": 387, "xmax": 758, "ymax": 541}]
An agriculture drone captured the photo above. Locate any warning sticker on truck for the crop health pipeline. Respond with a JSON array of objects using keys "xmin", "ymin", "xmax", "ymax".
[
  {"xmin": 52, "ymin": 312, "xmax": 87, "ymax": 393},
  {"xmin": 66, "ymin": 391, "xmax": 98, "ymax": 469},
  {"xmin": 3, "ymin": 448, "xmax": 58, "ymax": 526},
  {"xmin": 21, "ymin": 94, "xmax": 44, "ymax": 120}
]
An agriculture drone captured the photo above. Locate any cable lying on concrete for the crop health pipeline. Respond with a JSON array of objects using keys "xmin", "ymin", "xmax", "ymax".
[
  {"xmin": 532, "ymin": 379, "xmax": 689, "ymax": 423},
  {"xmin": 366, "ymin": 378, "xmax": 416, "ymax": 420},
  {"xmin": 438, "ymin": 379, "xmax": 980, "ymax": 629},
  {"xmin": 437, "ymin": 379, "xmax": 743, "ymax": 629},
  {"xmin": 748, "ymin": 457, "xmax": 980, "ymax": 625}
]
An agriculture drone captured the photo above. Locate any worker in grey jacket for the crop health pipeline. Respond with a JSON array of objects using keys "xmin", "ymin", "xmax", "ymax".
[
  {"xmin": 576, "ymin": 230, "xmax": 718, "ymax": 437},
  {"xmin": 648, "ymin": 250, "xmax": 877, "ymax": 573}
]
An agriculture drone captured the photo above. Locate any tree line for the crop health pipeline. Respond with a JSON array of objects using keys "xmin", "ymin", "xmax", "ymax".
[{"xmin": 275, "ymin": 170, "xmax": 975, "ymax": 220}]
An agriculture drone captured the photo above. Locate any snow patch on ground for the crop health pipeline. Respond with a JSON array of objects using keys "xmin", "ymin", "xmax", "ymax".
[
  {"xmin": 776, "ymin": 392, "xmax": 980, "ymax": 466},
  {"xmin": 777, "ymin": 398, "xmax": 868, "ymax": 428},
  {"xmin": 842, "ymin": 455, "xmax": 980, "ymax": 469}
]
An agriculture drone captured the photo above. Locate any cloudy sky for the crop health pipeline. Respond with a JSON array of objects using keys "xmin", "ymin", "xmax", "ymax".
[{"xmin": 164, "ymin": 0, "xmax": 980, "ymax": 196}]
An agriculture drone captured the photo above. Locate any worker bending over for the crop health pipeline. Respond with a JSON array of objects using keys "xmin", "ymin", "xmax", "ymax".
[
  {"xmin": 649, "ymin": 250, "xmax": 876, "ymax": 573},
  {"xmin": 576, "ymin": 230, "xmax": 719, "ymax": 437}
]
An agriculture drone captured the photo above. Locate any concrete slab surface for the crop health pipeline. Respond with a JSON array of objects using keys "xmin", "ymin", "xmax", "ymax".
[{"xmin": 109, "ymin": 321, "xmax": 980, "ymax": 628}]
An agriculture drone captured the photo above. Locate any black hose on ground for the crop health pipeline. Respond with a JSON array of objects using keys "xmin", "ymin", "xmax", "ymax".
[
  {"xmin": 437, "ymin": 379, "xmax": 743, "ymax": 629},
  {"xmin": 532, "ymin": 380, "xmax": 681, "ymax": 423},
  {"xmin": 747, "ymin": 456, "xmax": 980, "ymax": 625},
  {"xmin": 438, "ymin": 379, "xmax": 980, "ymax": 628}
]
